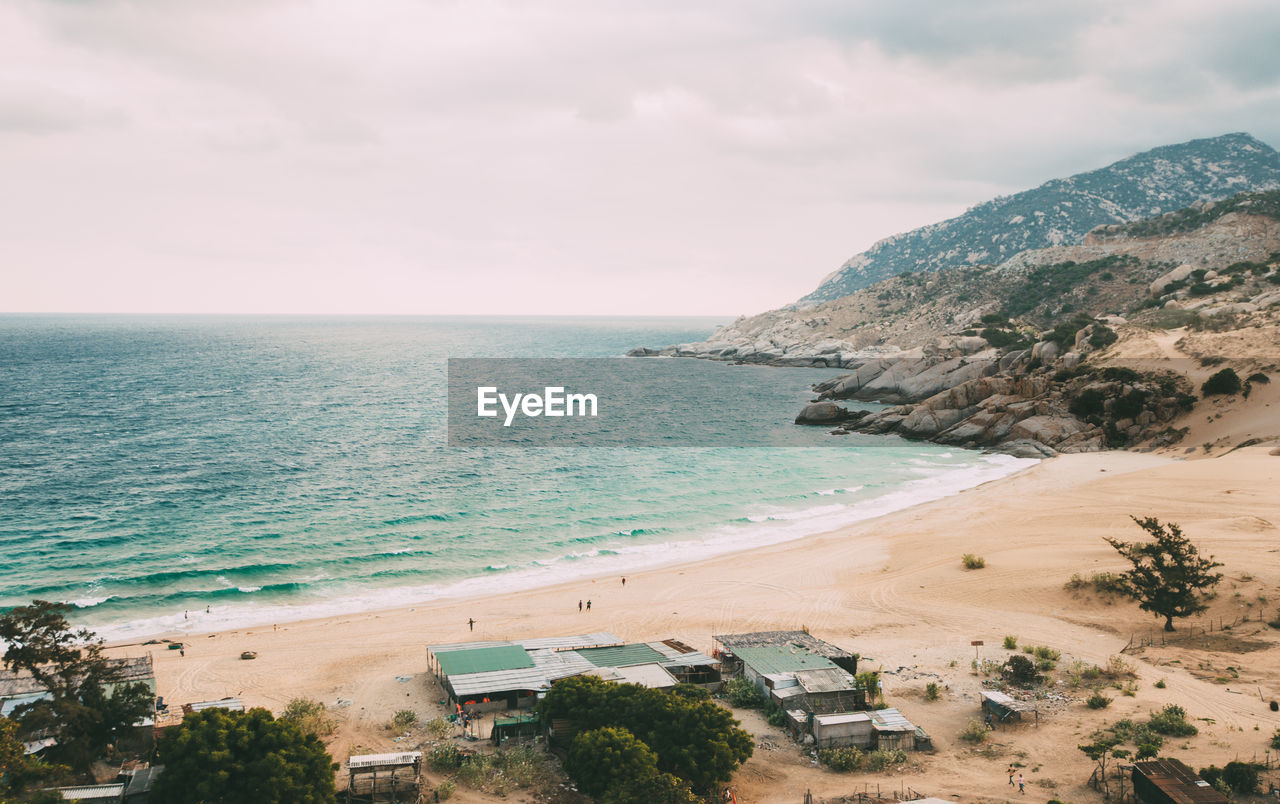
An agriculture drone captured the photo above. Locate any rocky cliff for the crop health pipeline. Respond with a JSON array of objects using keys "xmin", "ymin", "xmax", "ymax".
[{"xmin": 797, "ymin": 133, "xmax": 1280, "ymax": 305}]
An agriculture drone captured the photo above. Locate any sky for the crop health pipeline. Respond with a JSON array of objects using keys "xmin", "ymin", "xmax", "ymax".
[{"xmin": 4, "ymin": 0, "xmax": 1280, "ymax": 317}]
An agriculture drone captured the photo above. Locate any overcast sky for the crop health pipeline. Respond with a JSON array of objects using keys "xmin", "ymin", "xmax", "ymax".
[{"xmin": 5, "ymin": 0, "xmax": 1280, "ymax": 316}]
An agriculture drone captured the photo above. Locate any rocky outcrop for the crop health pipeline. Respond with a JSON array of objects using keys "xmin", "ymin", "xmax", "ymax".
[
  {"xmin": 794, "ymin": 401, "xmax": 858, "ymax": 425},
  {"xmin": 818, "ymin": 357, "xmax": 1192, "ymax": 456}
]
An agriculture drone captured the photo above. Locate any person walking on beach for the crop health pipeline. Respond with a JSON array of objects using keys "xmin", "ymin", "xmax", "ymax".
[
  {"xmin": 578, "ymin": 600, "xmax": 582, "ymax": 612},
  {"xmin": 621, "ymin": 577, "xmax": 626, "ymax": 586},
  {"xmin": 586, "ymin": 600, "xmax": 592, "ymax": 611},
  {"xmin": 1018, "ymin": 774, "xmax": 1025, "ymax": 795},
  {"xmin": 468, "ymin": 618, "xmax": 475, "ymax": 632}
]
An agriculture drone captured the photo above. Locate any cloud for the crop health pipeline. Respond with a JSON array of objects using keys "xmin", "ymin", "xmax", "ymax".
[{"xmin": 3, "ymin": 0, "xmax": 1280, "ymax": 315}]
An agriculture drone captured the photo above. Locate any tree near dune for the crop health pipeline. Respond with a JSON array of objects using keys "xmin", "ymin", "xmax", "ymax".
[
  {"xmin": 1105, "ymin": 517, "xmax": 1223, "ymax": 632},
  {"xmin": 151, "ymin": 707, "xmax": 336, "ymax": 804},
  {"xmin": 0, "ymin": 600, "xmax": 154, "ymax": 771}
]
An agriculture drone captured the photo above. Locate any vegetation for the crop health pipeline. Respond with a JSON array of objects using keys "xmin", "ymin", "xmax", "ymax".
[
  {"xmin": 1105, "ymin": 517, "xmax": 1223, "ymax": 631},
  {"xmin": 1117, "ymin": 190, "xmax": 1280, "ymax": 238},
  {"xmin": 962, "ymin": 553, "xmax": 985, "ymax": 570},
  {"xmin": 1000, "ymin": 255, "xmax": 1140, "ymax": 320},
  {"xmin": 1270, "ymin": 726, "xmax": 1280, "ymax": 750},
  {"xmin": 1002, "ymin": 654, "xmax": 1041, "ymax": 687},
  {"xmin": 1201, "ymin": 368, "xmax": 1242, "ymax": 397},
  {"xmin": 151, "ymin": 707, "xmax": 336, "ymax": 804},
  {"xmin": 280, "ymin": 698, "xmax": 336, "ymax": 738},
  {"xmin": 452, "ymin": 745, "xmax": 558, "ymax": 797},
  {"xmin": 1087, "ymin": 691, "xmax": 1112, "ymax": 709},
  {"xmin": 1148, "ymin": 704, "xmax": 1198, "ymax": 737},
  {"xmin": 722, "ymin": 677, "xmax": 766, "ymax": 709},
  {"xmin": 537, "ymin": 675, "xmax": 752, "ymax": 794},
  {"xmin": 0, "ymin": 600, "xmax": 155, "ymax": 772},
  {"xmin": 1, "ymin": 715, "xmax": 66, "ymax": 798},
  {"xmin": 1064, "ymin": 571, "xmax": 1130, "ymax": 598},
  {"xmin": 818, "ymin": 746, "xmax": 864, "ymax": 772},
  {"xmin": 390, "ymin": 709, "xmax": 417, "ymax": 732},
  {"xmin": 1002, "ymin": 635, "xmax": 1018, "ymax": 649},
  {"xmin": 1201, "ymin": 762, "xmax": 1261, "ymax": 795},
  {"xmin": 958, "ymin": 719, "xmax": 988, "ymax": 743},
  {"xmin": 924, "ymin": 682, "xmax": 940, "ymax": 701},
  {"xmin": 564, "ymin": 727, "xmax": 698, "ymax": 804}
]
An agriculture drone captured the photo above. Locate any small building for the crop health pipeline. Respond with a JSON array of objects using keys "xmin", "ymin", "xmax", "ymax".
[
  {"xmin": 1131, "ymin": 758, "xmax": 1229, "ymax": 804},
  {"xmin": 490, "ymin": 713, "xmax": 541, "ymax": 745},
  {"xmin": 869, "ymin": 707, "xmax": 917, "ymax": 751},
  {"xmin": 812, "ymin": 711, "xmax": 874, "ymax": 749},
  {"xmin": 714, "ymin": 631, "xmax": 858, "ymax": 676},
  {"xmin": 980, "ymin": 690, "xmax": 1039, "ymax": 726},
  {"xmin": 427, "ymin": 633, "xmax": 721, "ymax": 712},
  {"xmin": 47, "ymin": 784, "xmax": 126, "ymax": 802},
  {"xmin": 345, "ymin": 752, "xmax": 421, "ymax": 804}
]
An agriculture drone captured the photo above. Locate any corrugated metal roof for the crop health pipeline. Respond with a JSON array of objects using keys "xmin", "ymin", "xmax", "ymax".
[
  {"xmin": 1133, "ymin": 758, "xmax": 1229, "ymax": 804},
  {"xmin": 435, "ymin": 645, "xmax": 535, "ymax": 676},
  {"xmin": 427, "ymin": 632, "xmax": 620, "ymax": 655},
  {"xmin": 814, "ymin": 712, "xmax": 873, "ymax": 726},
  {"xmin": 869, "ymin": 707, "xmax": 915, "ymax": 732},
  {"xmin": 612, "ymin": 663, "xmax": 678, "ymax": 689},
  {"xmin": 187, "ymin": 698, "xmax": 244, "ymax": 712},
  {"xmin": 981, "ymin": 689, "xmax": 1037, "ymax": 712},
  {"xmin": 714, "ymin": 631, "xmax": 855, "ymax": 660},
  {"xmin": 794, "ymin": 667, "xmax": 857, "ymax": 694},
  {"xmin": 647, "ymin": 642, "xmax": 718, "ymax": 667},
  {"xmin": 576, "ymin": 644, "xmax": 665, "ymax": 668},
  {"xmin": 348, "ymin": 752, "xmax": 421, "ymax": 769},
  {"xmin": 50, "ymin": 784, "xmax": 125, "ymax": 801},
  {"xmin": 732, "ymin": 645, "xmax": 839, "ymax": 676}
]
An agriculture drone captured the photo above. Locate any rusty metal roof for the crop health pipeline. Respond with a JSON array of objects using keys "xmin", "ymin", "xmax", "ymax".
[{"xmin": 1132, "ymin": 758, "xmax": 1229, "ymax": 804}]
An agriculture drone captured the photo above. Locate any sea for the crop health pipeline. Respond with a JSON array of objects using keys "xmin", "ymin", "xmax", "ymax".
[{"xmin": 0, "ymin": 315, "xmax": 1034, "ymax": 640}]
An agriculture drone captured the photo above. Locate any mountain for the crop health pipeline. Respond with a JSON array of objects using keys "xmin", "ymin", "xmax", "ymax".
[{"xmin": 798, "ymin": 132, "xmax": 1280, "ymax": 306}]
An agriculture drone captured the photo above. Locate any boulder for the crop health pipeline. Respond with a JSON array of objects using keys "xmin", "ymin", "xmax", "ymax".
[
  {"xmin": 1150, "ymin": 263, "xmax": 1195, "ymax": 296},
  {"xmin": 795, "ymin": 401, "xmax": 853, "ymax": 425},
  {"xmin": 1030, "ymin": 341, "xmax": 1060, "ymax": 363}
]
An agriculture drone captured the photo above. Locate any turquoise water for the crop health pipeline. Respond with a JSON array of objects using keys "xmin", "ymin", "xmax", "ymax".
[{"xmin": 0, "ymin": 315, "xmax": 1032, "ymax": 638}]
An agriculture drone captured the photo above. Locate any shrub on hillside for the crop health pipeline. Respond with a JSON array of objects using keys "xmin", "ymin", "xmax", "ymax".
[
  {"xmin": 723, "ymin": 677, "xmax": 766, "ymax": 709},
  {"xmin": 1148, "ymin": 704, "xmax": 1197, "ymax": 737},
  {"xmin": 1202, "ymin": 368, "xmax": 1242, "ymax": 396},
  {"xmin": 819, "ymin": 747, "xmax": 864, "ymax": 772},
  {"xmin": 962, "ymin": 554, "xmax": 985, "ymax": 570}
]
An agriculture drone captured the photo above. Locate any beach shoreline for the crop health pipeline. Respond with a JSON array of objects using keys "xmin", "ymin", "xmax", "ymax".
[{"xmin": 105, "ymin": 446, "xmax": 1280, "ymax": 801}]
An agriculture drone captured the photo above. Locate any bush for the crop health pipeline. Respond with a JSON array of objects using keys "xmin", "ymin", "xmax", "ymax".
[
  {"xmin": 279, "ymin": 697, "xmax": 336, "ymax": 738},
  {"xmin": 958, "ymin": 719, "xmax": 988, "ymax": 743},
  {"xmin": 1003, "ymin": 635, "xmax": 1018, "ymax": 650},
  {"xmin": 1136, "ymin": 743, "xmax": 1160, "ymax": 759},
  {"xmin": 723, "ymin": 677, "xmax": 766, "ymax": 709},
  {"xmin": 425, "ymin": 717, "xmax": 452, "ymax": 740},
  {"xmin": 1033, "ymin": 646, "xmax": 1061, "ymax": 661},
  {"xmin": 1270, "ymin": 726, "xmax": 1280, "ymax": 750},
  {"xmin": 1247, "ymin": 372, "xmax": 1271, "ymax": 385},
  {"xmin": 1202, "ymin": 368, "xmax": 1242, "ymax": 397},
  {"xmin": 819, "ymin": 747, "xmax": 864, "ymax": 772},
  {"xmin": 864, "ymin": 749, "xmax": 908, "ymax": 771},
  {"xmin": 962, "ymin": 554, "xmax": 986, "ymax": 570},
  {"xmin": 763, "ymin": 701, "xmax": 787, "ymax": 727},
  {"xmin": 925, "ymin": 682, "xmax": 940, "ymax": 701},
  {"xmin": 1154, "ymin": 679, "xmax": 1167, "ymax": 689},
  {"xmin": 1201, "ymin": 762, "xmax": 1261, "ymax": 794},
  {"xmin": 435, "ymin": 779, "xmax": 456, "ymax": 800},
  {"xmin": 1087, "ymin": 691, "xmax": 1112, "ymax": 709},
  {"xmin": 1003, "ymin": 654, "xmax": 1042, "ymax": 687},
  {"xmin": 390, "ymin": 709, "xmax": 417, "ymax": 732},
  {"xmin": 1149, "ymin": 704, "xmax": 1198, "ymax": 737},
  {"xmin": 428, "ymin": 742, "xmax": 463, "ymax": 771}
]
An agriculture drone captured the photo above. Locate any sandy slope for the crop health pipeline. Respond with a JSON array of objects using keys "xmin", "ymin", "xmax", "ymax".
[{"xmin": 108, "ymin": 447, "xmax": 1280, "ymax": 803}]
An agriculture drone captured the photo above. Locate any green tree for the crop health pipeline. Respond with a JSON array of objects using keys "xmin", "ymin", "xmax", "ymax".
[
  {"xmin": 1, "ymin": 716, "xmax": 67, "ymax": 798},
  {"xmin": 1002, "ymin": 654, "xmax": 1041, "ymax": 687},
  {"xmin": 565, "ymin": 727, "xmax": 680, "ymax": 801},
  {"xmin": 151, "ymin": 708, "xmax": 336, "ymax": 804},
  {"xmin": 1105, "ymin": 518, "xmax": 1223, "ymax": 631},
  {"xmin": 0, "ymin": 601, "xmax": 153, "ymax": 770}
]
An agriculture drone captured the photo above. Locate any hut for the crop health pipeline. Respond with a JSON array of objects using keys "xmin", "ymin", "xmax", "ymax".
[
  {"xmin": 1131, "ymin": 758, "xmax": 1229, "ymax": 804},
  {"xmin": 345, "ymin": 752, "xmax": 421, "ymax": 804},
  {"xmin": 869, "ymin": 708, "xmax": 918, "ymax": 751},
  {"xmin": 811, "ymin": 711, "xmax": 874, "ymax": 749},
  {"xmin": 714, "ymin": 631, "xmax": 858, "ymax": 676},
  {"xmin": 46, "ymin": 784, "xmax": 126, "ymax": 802},
  {"xmin": 980, "ymin": 690, "xmax": 1039, "ymax": 726}
]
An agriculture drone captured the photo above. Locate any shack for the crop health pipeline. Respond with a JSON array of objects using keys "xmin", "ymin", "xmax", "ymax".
[
  {"xmin": 812, "ymin": 711, "xmax": 874, "ymax": 749},
  {"xmin": 47, "ymin": 784, "xmax": 126, "ymax": 802},
  {"xmin": 980, "ymin": 690, "xmax": 1039, "ymax": 726},
  {"xmin": 491, "ymin": 713, "xmax": 541, "ymax": 744},
  {"xmin": 1131, "ymin": 758, "xmax": 1229, "ymax": 804},
  {"xmin": 345, "ymin": 752, "xmax": 421, "ymax": 804},
  {"xmin": 427, "ymin": 633, "xmax": 720, "ymax": 711},
  {"xmin": 714, "ymin": 631, "xmax": 858, "ymax": 676},
  {"xmin": 869, "ymin": 708, "xmax": 917, "ymax": 751}
]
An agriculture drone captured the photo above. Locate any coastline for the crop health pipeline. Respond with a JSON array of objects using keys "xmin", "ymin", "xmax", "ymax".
[
  {"xmin": 92, "ymin": 449, "xmax": 1035, "ymax": 642},
  {"xmin": 105, "ymin": 445, "xmax": 1280, "ymax": 800}
]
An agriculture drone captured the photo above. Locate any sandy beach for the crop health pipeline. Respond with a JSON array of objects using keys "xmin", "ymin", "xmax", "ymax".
[{"xmin": 106, "ymin": 445, "xmax": 1280, "ymax": 802}]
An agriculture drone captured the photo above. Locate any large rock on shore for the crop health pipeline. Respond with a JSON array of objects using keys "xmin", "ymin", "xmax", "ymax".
[{"xmin": 794, "ymin": 401, "xmax": 856, "ymax": 425}]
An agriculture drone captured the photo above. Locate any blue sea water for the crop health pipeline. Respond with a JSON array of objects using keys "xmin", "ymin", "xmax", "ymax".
[{"xmin": 0, "ymin": 315, "xmax": 1033, "ymax": 638}]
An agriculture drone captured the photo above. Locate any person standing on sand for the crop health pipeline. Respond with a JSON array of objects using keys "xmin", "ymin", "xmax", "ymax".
[
  {"xmin": 578, "ymin": 600, "xmax": 582, "ymax": 612},
  {"xmin": 586, "ymin": 600, "xmax": 591, "ymax": 611},
  {"xmin": 1008, "ymin": 766, "xmax": 1015, "ymax": 785},
  {"xmin": 1018, "ymin": 774, "xmax": 1025, "ymax": 794},
  {"xmin": 468, "ymin": 618, "xmax": 475, "ymax": 632},
  {"xmin": 621, "ymin": 577, "xmax": 625, "ymax": 586}
]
